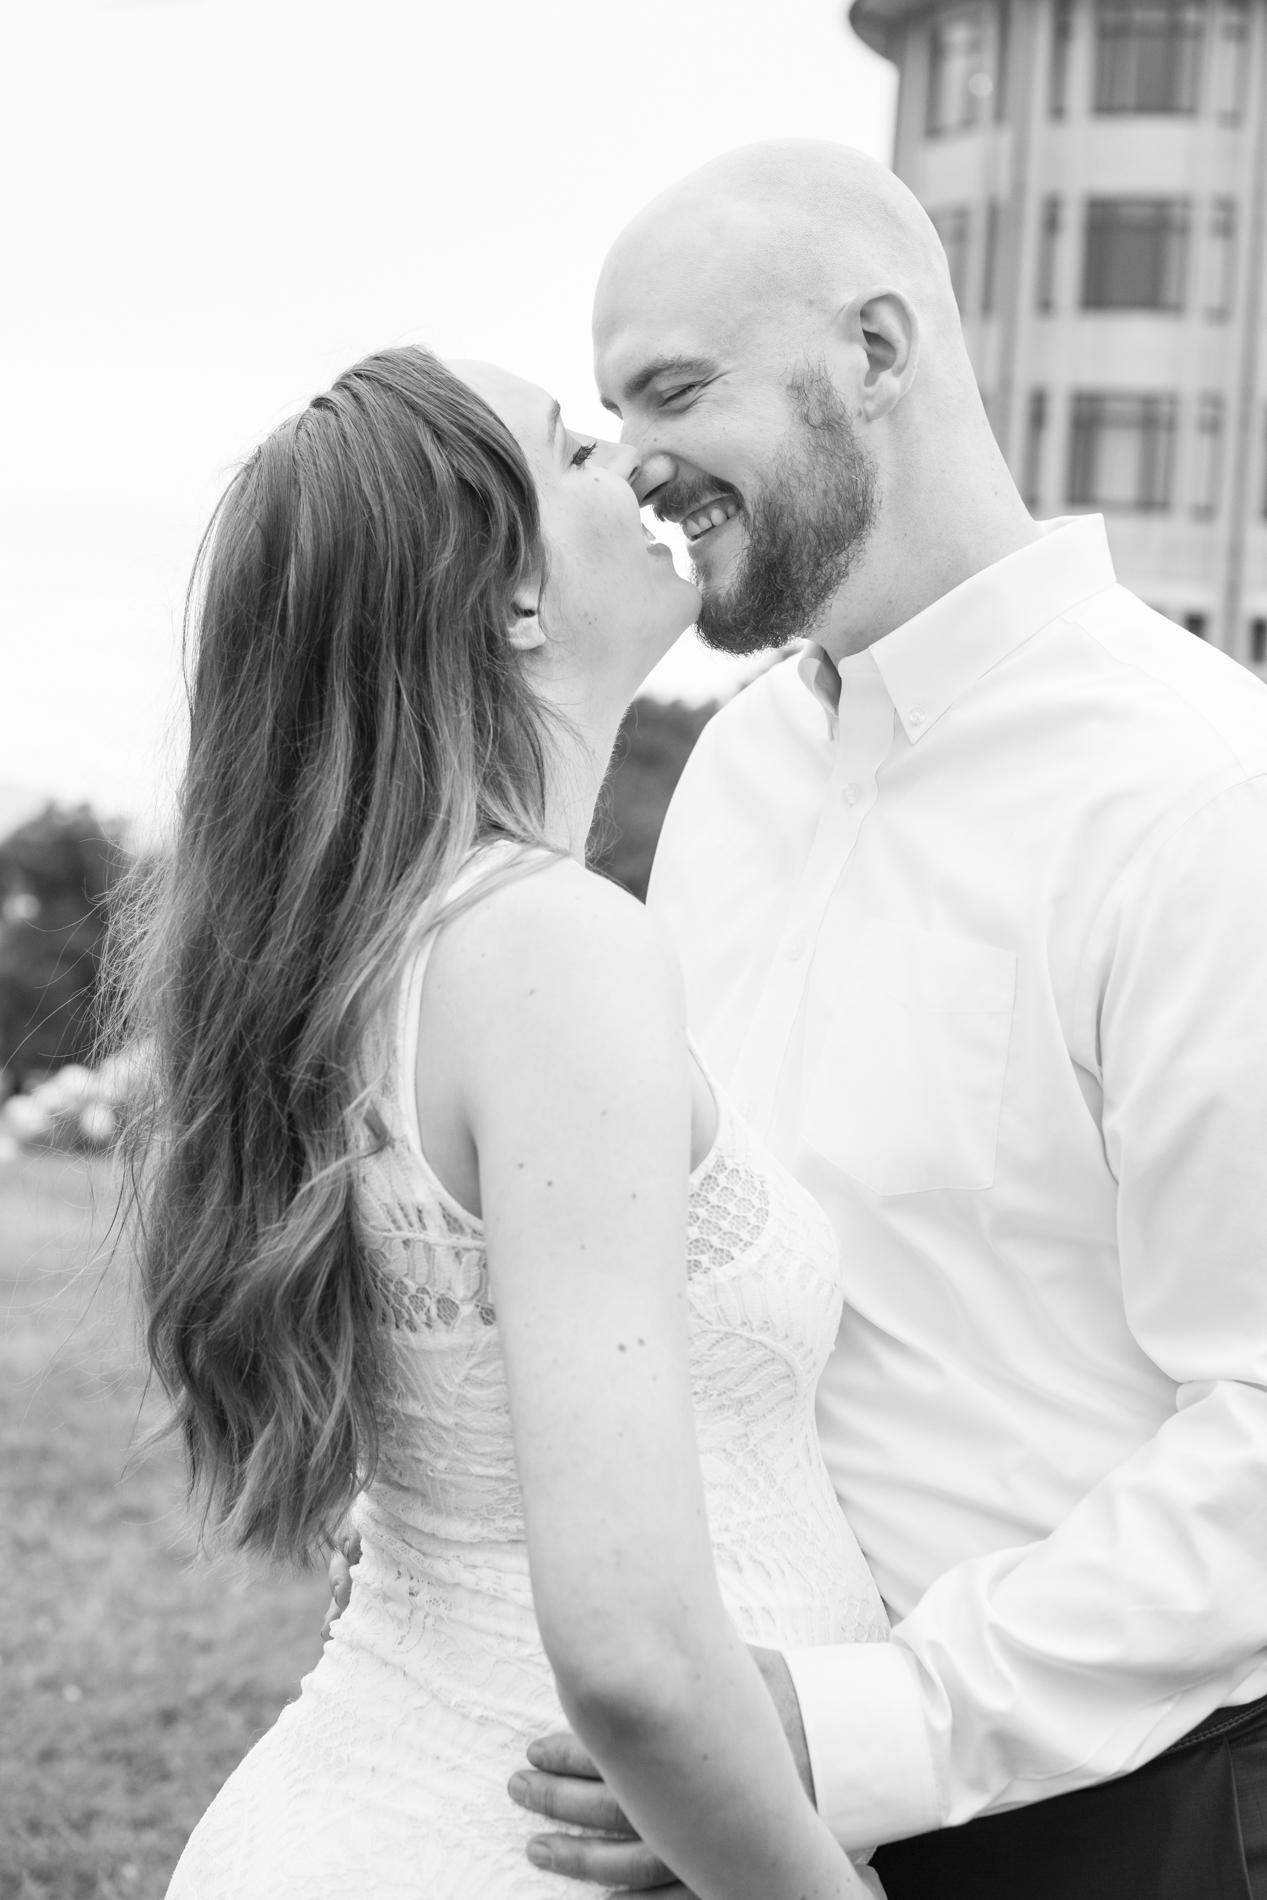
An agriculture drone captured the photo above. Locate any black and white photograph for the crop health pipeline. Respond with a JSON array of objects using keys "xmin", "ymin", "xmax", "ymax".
[{"xmin": 4, "ymin": 1, "xmax": 1267, "ymax": 1895}]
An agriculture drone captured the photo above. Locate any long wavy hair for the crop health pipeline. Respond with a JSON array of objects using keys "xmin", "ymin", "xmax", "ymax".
[{"xmin": 108, "ymin": 346, "xmax": 552, "ymax": 1563}]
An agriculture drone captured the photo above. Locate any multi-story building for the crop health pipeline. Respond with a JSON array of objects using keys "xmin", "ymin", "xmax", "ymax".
[{"xmin": 849, "ymin": 0, "xmax": 1267, "ymax": 667}]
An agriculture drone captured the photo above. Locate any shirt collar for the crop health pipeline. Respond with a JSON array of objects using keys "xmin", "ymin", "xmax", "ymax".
[{"xmin": 798, "ymin": 515, "xmax": 1117, "ymax": 744}]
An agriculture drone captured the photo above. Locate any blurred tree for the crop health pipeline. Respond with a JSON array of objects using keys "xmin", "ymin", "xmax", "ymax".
[
  {"xmin": 591, "ymin": 697, "xmax": 718, "ymax": 902},
  {"xmin": 0, "ymin": 806, "xmax": 126, "ymax": 1091}
]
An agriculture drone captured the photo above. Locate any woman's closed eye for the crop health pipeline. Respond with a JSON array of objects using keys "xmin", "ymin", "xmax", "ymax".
[{"xmin": 570, "ymin": 439, "xmax": 597, "ymax": 470}]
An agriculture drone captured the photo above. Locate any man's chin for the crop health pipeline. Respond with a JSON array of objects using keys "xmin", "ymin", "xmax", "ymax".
[
  {"xmin": 695, "ymin": 600, "xmax": 792, "ymax": 658},
  {"xmin": 688, "ymin": 533, "xmax": 744, "ymax": 599}
]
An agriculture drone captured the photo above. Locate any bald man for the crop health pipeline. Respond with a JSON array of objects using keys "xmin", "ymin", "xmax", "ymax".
[{"xmin": 507, "ymin": 142, "xmax": 1267, "ymax": 1898}]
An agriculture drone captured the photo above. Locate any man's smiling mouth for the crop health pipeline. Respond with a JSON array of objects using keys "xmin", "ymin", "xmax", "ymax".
[{"xmin": 680, "ymin": 495, "xmax": 742, "ymax": 544}]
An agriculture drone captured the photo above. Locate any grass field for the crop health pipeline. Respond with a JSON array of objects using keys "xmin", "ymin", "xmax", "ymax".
[{"xmin": 0, "ymin": 1152, "xmax": 328, "ymax": 1899}]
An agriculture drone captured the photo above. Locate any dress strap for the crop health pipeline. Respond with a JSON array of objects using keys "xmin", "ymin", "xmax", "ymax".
[
  {"xmin": 397, "ymin": 927, "xmax": 442, "ymax": 1169},
  {"xmin": 392, "ymin": 839, "xmax": 552, "ymax": 1209}
]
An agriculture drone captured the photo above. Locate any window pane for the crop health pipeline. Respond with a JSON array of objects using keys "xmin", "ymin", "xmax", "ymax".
[
  {"xmin": 982, "ymin": 201, "xmax": 1002, "ymax": 313},
  {"xmin": 1204, "ymin": 198, "xmax": 1237, "ymax": 318},
  {"xmin": 1037, "ymin": 196, "xmax": 1062, "ymax": 310},
  {"xmin": 1082, "ymin": 198, "xmax": 1189, "ymax": 308},
  {"xmin": 995, "ymin": 0, "xmax": 1012, "ymax": 116},
  {"xmin": 1094, "ymin": 0, "xmax": 1205, "ymax": 112},
  {"xmin": 932, "ymin": 206, "xmax": 973, "ymax": 309},
  {"xmin": 1190, "ymin": 392, "xmax": 1223, "ymax": 516},
  {"xmin": 928, "ymin": 12, "xmax": 987, "ymax": 132},
  {"xmin": 1023, "ymin": 390, "xmax": 1048, "ymax": 506},
  {"xmin": 1212, "ymin": 0, "xmax": 1249, "ymax": 117},
  {"xmin": 1068, "ymin": 392, "xmax": 1177, "ymax": 508},
  {"xmin": 1050, "ymin": 0, "xmax": 1075, "ymax": 113}
]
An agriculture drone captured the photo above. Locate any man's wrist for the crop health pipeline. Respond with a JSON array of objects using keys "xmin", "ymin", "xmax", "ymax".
[
  {"xmin": 748, "ymin": 1645, "xmax": 815, "ymax": 1803},
  {"xmin": 782, "ymin": 1641, "xmax": 941, "ymax": 1850}
]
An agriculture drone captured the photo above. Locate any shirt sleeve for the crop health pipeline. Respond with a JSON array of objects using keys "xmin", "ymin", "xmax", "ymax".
[{"xmin": 785, "ymin": 775, "xmax": 1267, "ymax": 1849}]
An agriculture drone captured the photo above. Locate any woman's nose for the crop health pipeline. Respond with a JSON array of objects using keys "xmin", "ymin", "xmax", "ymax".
[{"xmin": 589, "ymin": 437, "xmax": 643, "ymax": 487}]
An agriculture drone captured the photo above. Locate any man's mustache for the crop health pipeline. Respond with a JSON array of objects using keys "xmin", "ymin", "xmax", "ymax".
[{"xmin": 651, "ymin": 475, "xmax": 744, "ymax": 527}]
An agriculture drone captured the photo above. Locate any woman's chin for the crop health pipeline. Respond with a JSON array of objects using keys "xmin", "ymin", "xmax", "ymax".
[
  {"xmin": 629, "ymin": 598, "xmax": 704, "ymax": 697},
  {"xmin": 671, "ymin": 575, "xmax": 704, "ymax": 630}
]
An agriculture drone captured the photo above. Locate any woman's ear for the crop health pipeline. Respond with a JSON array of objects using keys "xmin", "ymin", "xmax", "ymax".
[{"xmin": 506, "ymin": 594, "xmax": 546, "ymax": 652}]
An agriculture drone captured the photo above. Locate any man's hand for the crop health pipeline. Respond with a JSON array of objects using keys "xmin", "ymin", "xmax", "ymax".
[
  {"xmin": 506, "ymin": 1646, "xmax": 812, "ymax": 1888},
  {"xmin": 320, "ymin": 1527, "xmax": 362, "ymax": 1641},
  {"xmin": 508, "ymin": 1731, "xmax": 691, "ymax": 1893}
]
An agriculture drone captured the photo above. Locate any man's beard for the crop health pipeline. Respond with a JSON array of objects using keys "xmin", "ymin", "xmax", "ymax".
[{"xmin": 678, "ymin": 362, "xmax": 878, "ymax": 658}]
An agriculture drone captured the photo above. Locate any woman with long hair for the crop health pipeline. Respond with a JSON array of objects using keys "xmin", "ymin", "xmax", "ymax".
[{"xmin": 116, "ymin": 346, "xmax": 886, "ymax": 1898}]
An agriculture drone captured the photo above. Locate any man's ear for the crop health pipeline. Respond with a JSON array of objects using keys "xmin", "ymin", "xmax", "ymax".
[
  {"xmin": 838, "ymin": 289, "xmax": 919, "ymax": 421},
  {"xmin": 507, "ymin": 594, "xmax": 546, "ymax": 652}
]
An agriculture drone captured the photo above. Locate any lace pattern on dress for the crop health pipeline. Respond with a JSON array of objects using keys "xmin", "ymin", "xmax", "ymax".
[{"xmin": 686, "ymin": 1148, "xmax": 772, "ymax": 1278}]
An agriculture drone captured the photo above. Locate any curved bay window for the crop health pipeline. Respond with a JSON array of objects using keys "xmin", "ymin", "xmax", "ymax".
[{"xmin": 1068, "ymin": 392, "xmax": 1178, "ymax": 509}]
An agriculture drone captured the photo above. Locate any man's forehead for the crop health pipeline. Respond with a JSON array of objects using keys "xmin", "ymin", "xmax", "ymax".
[{"xmin": 593, "ymin": 229, "xmax": 801, "ymax": 406}]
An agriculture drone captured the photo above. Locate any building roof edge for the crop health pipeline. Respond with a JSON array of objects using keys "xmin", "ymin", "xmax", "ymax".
[{"xmin": 847, "ymin": 0, "xmax": 920, "ymax": 61}]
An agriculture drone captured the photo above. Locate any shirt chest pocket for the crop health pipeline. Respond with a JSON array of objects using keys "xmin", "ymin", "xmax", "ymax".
[{"xmin": 801, "ymin": 920, "xmax": 1017, "ymax": 1196}]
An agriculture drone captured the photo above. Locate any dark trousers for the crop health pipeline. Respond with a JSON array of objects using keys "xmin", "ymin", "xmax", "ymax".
[{"xmin": 870, "ymin": 1695, "xmax": 1267, "ymax": 1900}]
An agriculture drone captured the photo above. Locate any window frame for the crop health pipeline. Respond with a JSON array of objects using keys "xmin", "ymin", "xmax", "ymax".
[
  {"xmin": 1190, "ymin": 391, "xmax": 1225, "ymax": 518},
  {"xmin": 1081, "ymin": 196, "xmax": 1190, "ymax": 311},
  {"xmin": 1204, "ymin": 197, "xmax": 1237, "ymax": 320},
  {"xmin": 1092, "ymin": 0, "xmax": 1205, "ymax": 115},
  {"xmin": 1037, "ymin": 195, "xmax": 1063, "ymax": 312},
  {"xmin": 1067, "ymin": 390, "xmax": 1179, "ymax": 511},
  {"xmin": 927, "ymin": 9, "xmax": 990, "ymax": 134}
]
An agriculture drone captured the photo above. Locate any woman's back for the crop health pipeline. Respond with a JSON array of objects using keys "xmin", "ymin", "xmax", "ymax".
[{"xmin": 166, "ymin": 854, "xmax": 887, "ymax": 1899}]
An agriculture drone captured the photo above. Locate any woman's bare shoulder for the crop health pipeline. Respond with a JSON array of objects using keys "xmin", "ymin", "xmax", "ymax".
[{"xmin": 428, "ymin": 854, "xmax": 683, "ymax": 1032}]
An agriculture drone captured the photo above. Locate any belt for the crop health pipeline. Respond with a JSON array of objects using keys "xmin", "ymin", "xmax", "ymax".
[{"xmin": 870, "ymin": 1693, "xmax": 1267, "ymax": 1900}]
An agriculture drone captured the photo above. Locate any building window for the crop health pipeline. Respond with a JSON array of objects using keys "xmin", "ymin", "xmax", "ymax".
[
  {"xmin": 1250, "ymin": 617, "xmax": 1267, "ymax": 665},
  {"xmin": 928, "ymin": 12, "xmax": 994, "ymax": 132},
  {"xmin": 1082, "ymin": 198, "xmax": 1189, "ymax": 309},
  {"xmin": 995, "ymin": 0, "xmax": 1012, "ymax": 116},
  {"xmin": 1037, "ymin": 196, "xmax": 1062, "ymax": 310},
  {"xmin": 1204, "ymin": 198, "xmax": 1237, "ymax": 319},
  {"xmin": 1190, "ymin": 394, "xmax": 1224, "ymax": 516},
  {"xmin": 1211, "ymin": 0, "xmax": 1249, "ymax": 119},
  {"xmin": 982, "ymin": 200, "xmax": 1003, "ymax": 313},
  {"xmin": 1184, "ymin": 612, "xmax": 1208, "ymax": 637},
  {"xmin": 1050, "ymin": 0, "xmax": 1075, "ymax": 113},
  {"xmin": 1068, "ymin": 392, "xmax": 1178, "ymax": 509},
  {"xmin": 1023, "ymin": 390, "xmax": 1048, "ymax": 506},
  {"xmin": 1093, "ymin": 0, "xmax": 1204, "ymax": 113},
  {"xmin": 932, "ymin": 207, "xmax": 973, "ymax": 309}
]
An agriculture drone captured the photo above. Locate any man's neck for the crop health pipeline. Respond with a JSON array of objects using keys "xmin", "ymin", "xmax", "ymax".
[{"xmin": 816, "ymin": 498, "xmax": 1044, "ymax": 665}]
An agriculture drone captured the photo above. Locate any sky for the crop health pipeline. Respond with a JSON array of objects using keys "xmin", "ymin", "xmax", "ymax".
[{"xmin": 2, "ymin": 0, "xmax": 896, "ymax": 835}]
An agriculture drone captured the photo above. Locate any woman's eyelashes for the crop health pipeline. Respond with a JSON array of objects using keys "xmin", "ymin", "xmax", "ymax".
[{"xmin": 569, "ymin": 439, "xmax": 597, "ymax": 469}]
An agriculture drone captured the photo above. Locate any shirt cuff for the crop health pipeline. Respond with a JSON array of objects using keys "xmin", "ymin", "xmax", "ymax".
[{"xmin": 782, "ymin": 1641, "xmax": 941, "ymax": 1850}]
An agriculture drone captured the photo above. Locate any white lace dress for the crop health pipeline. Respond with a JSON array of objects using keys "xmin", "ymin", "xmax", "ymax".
[{"xmin": 166, "ymin": 877, "xmax": 889, "ymax": 1899}]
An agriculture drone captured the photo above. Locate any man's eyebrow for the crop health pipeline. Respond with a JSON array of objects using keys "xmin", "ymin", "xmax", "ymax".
[{"xmin": 615, "ymin": 355, "xmax": 714, "ymax": 405}]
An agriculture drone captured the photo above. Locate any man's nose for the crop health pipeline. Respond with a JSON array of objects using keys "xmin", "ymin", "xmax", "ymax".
[{"xmin": 629, "ymin": 449, "xmax": 677, "ymax": 506}]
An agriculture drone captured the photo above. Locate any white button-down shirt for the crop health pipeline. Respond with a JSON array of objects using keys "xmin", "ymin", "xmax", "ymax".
[{"xmin": 647, "ymin": 515, "xmax": 1267, "ymax": 1850}]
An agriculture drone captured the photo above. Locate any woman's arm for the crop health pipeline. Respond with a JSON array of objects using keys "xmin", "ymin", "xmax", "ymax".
[{"xmin": 427, "ymin": 859, "xmax": 862, "ymax": 1900}]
